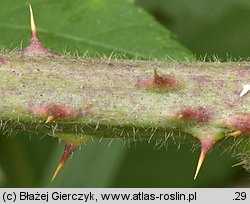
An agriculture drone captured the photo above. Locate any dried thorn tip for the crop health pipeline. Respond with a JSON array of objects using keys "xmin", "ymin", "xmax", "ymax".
[
  {"xmin": 51, "ymin": 143, "xmax": 78, "ymax": 182},
  {"xmin": 177, "ymin": 114, "xmax": 183, "ymax": 119},
  {"xmin": 51, "ymin": 162, "xmax": 64, "ymax": 182},
  {"xmin": 29, "ymin": 5, "xmax": 37, "ymax": 36},
  {"xmin": 194, "ymin": 151, "xmax": 206, "ymax": 180},
  {"xmin": 175, "ymin": 107, "xmax": 211, "ymax": 123},
  {"xmin": 45, "ymin": 115, "xmax": 55, "ymax": 123},
  {"xmin": 224, "ymin": 114, "xmax": 250, "ymax": 136},
  {"xmin": 153, "ymin": 68, "xmax": 159, "ymax": 83},
  {"xmin": 228, "ymin": 130, "xmax": 242, "ymax": 137},
  {"xmin": 135, "ymin": 68, "xmax": 179, "ymax": 91},
  {"xmin": 194, "ymin": 138, "xmax": 215, "ymax": 180}
]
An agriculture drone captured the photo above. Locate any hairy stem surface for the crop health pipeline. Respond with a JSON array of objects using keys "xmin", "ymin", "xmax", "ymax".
[{"xmin": 0, "ymin": 52, "xmax": 249, "ymax": 142}]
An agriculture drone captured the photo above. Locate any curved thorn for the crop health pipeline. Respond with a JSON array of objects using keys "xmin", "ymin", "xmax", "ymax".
[
  {"xmin": 177, "ymin": 114, "xmax": 183, "ymax": 119},
  {"xmin": 51, "ymin": 163, "xmax": 64, "ymax": 182},
  {"xmin": 228, "ymin": 130, "xmax": 242, "ymax": 137},
  {"xmin": 29, "ymin": 4, "xmax": 37, "ymax": 35},
  {"xmin": 51, "ymin": 143, "xmax": 78, "ymax": 182},
  {"xmin": 194, "ymin": 150, "xmax": 206, "ymax": 180},
  {"xmin": 194, "ymin": 137, "xmax": 215, "ymax": 180},
  {"xmin": 45, "ymin": 115, "xmax": 55, "ymax": 123},
  {"xmin": 21, "ymin": 5, "xmax": 59, "ymax": 57}
]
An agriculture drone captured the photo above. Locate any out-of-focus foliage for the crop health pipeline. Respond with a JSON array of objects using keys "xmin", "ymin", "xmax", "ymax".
[{"xmin": 137, "ymin": 0, "xmax": 250, "ymax": 60}]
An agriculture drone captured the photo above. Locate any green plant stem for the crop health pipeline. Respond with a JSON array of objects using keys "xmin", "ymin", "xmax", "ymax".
[{"xmin": 0, "ymin": 52, "xmax": 249, "ymax": 145}]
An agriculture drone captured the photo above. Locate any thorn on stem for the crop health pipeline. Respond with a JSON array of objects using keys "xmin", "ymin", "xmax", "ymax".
[
  {"xmin": 176, "ymin": 114, "xmax": 183, "ymax": 119},
  {"xmin": 194, "ymin": 137, "xmax": 215, "ymax": 180},
  {"xmin": 228, "ymin": 130, "xmax": 242, "ymax": 137},
  {"xmin": 225, "ymin": 114, "xmax": 250, "ymax": 136},
  {"xmin": 175, "ymin": 107, "xmax": 211, "ymax": 123},
  {"xmin": 194, "ymin": 151, "xmax": 206, "ymax": 180},
  {"xmin": 51, "ymin": 143, "xmax": 78, "ymax": 182},
  {"xmin": 19, "ymin": 5, "xmax": 59, "ymax": 57},
  {"xmin": 29, "ymin": 4, "xmax": 37, "ymax": 37},
  {"xmin": 45, "ymin": 115, "xmax": 55, "ymax": 123},
  {"xmin": 29, "ymin": 103, "xmax": 84, "ymax": 123},
  {"xmin": 135, "ymin": 68, "xmax": 180, "ymax": 91},
  {"xmin": 153, "ymin": 68, "xmax": 160, "ymax": 83}
]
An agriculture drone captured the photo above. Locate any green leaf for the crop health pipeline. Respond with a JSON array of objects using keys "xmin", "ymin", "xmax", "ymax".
[{"xmin": 0, "ymin": 0, "xmax": 192, "ymax": 60}]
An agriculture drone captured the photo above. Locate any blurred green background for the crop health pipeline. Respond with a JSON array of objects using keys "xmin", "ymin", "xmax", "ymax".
[{"xmin": 0, "ymin": 0, "xmax": 250, "ymax": 187}]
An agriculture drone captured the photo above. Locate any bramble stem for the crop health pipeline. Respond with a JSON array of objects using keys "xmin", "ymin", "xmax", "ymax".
[
  {"xmin": 0, "ymin": 52, "xmax": 249, "ymax": 144},
  {"xmin": 1, "ymin": 52, "xmax": 250, "ymax": 174}
]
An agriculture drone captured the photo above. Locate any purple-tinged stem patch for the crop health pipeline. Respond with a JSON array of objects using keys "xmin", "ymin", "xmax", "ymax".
[
  {"xmin": 29, "ymin": 103, "xmax": 89, "ymax": 123},
  {"xmin": 135, "ymin": 68, "xmax": 179, "ymax": 91},
  {"xmin": 225, "ymin": 113, "xmax": 250, "ymax": 136},
  {"xmin": 175, "ymin": 107, "xmax": 211, "ymax": 123},
  {"xmin": 0, "ymin": 57, "xmax": 8, "ymax": 65}
]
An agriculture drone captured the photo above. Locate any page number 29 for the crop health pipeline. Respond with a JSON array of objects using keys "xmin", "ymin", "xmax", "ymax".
[{"xmin": 234, "ymin": 192, "xmax": 247, "ymax": 200}]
